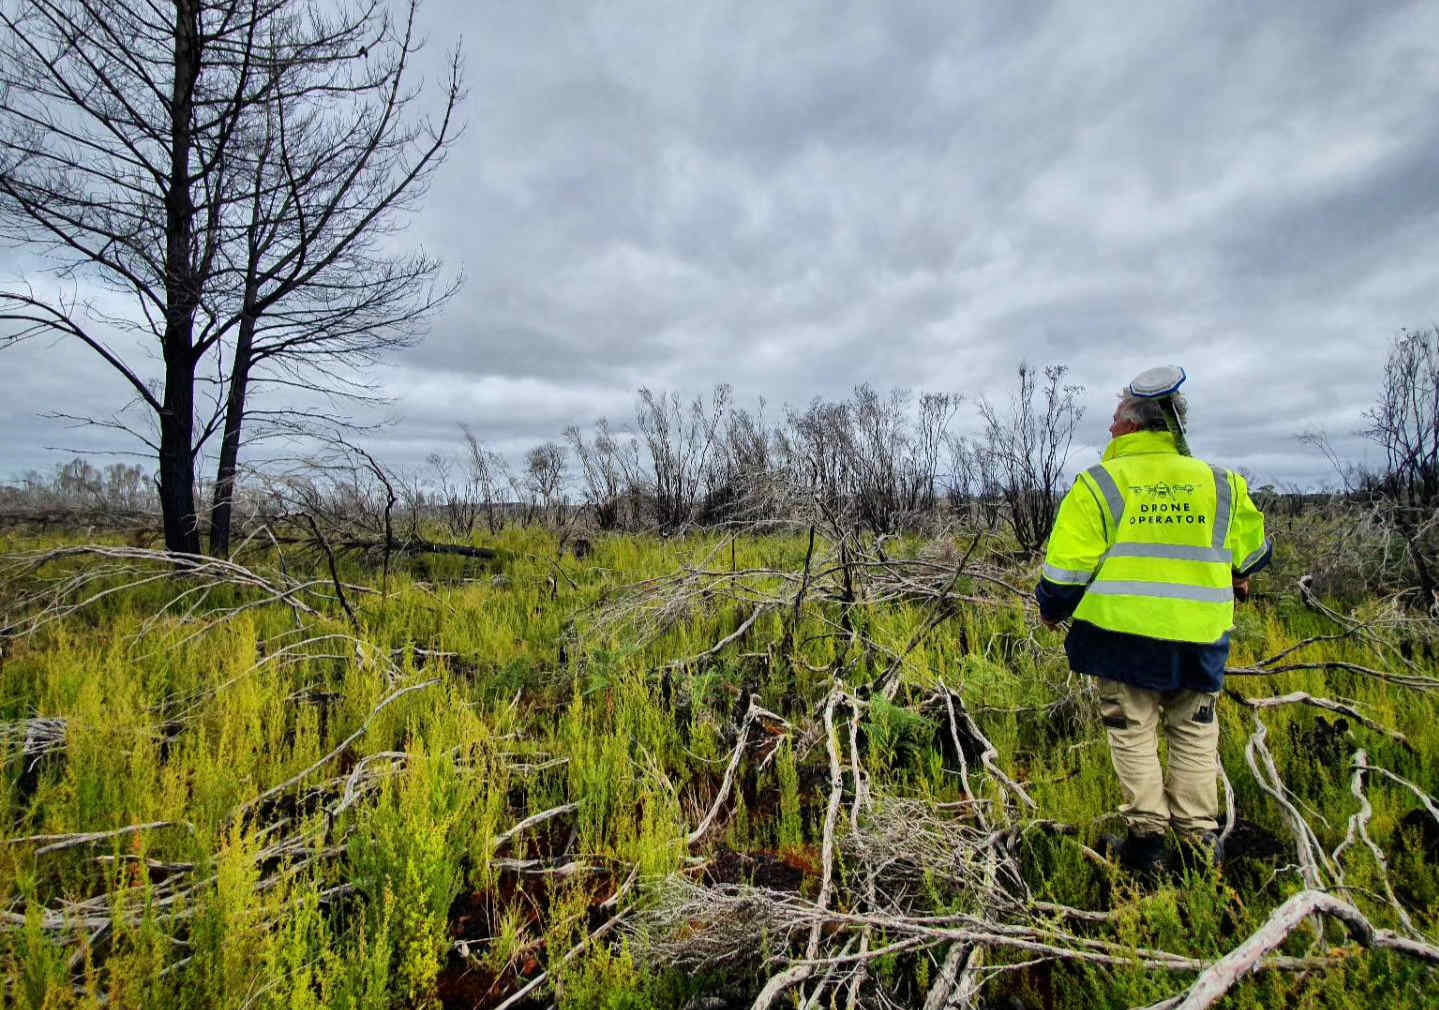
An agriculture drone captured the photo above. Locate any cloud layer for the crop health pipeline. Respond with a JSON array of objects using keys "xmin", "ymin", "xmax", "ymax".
[{"xmin": 6, "ymin": 0, "xmax": 1439, "ymax": 486}]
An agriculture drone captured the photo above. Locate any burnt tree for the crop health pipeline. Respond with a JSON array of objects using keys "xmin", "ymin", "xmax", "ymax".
[{"xmin": 0, "ymin": 0, "xmax": 461, "ymax": 554}]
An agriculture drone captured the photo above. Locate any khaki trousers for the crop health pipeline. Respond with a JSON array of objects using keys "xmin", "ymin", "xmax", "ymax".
[{"xmin": 1096, "ymin": 678, "xmax": 1220, "ymax": 839}]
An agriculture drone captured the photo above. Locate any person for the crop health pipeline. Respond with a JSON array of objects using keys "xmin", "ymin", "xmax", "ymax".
[{"xmin": 1035, "ymin": 365, "xmax": 1271, "ymax": 879}]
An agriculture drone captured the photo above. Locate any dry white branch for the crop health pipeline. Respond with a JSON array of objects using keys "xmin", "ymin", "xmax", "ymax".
[
  {"xmin": 789, "ymin": 688, "xmax": 847, "ymax": 1007},
  {"xmin": 490, "ymin": 864, "xmax": 642, "ymax": 1010},
  {"xmin": 1242, "ymin": 711, "xmax": 1335, "ymax": 889},
  {"xmin": 687, "ymin": 697, "xmax": 791, "ymax": 847},
  {"xmin": 490, "ymin": 802, "xmax": 579, "ymax": 854},
  {"xmin": 1331, "ymin": 749, "xmax": 1418, "ymax": 936},
  {"xmin": 923, "ymin": 941, "xmax": 983, "ymax": 1010},
  {"xmin": 630, "ymin": 878, "xmax": 1345, "ymax": 979},
  {"xmin": 950, "ymin": 691, "xmax": 1035, "ymax": 811},
  {"xmin": 5, "ymin": 820, "xmax": 193, "ymax": 856},
  {"xmin": 2, "ymin": 545, "xmax": 325, "ymax": 640},
  {"xmin": 0, "ymin": 717, "xmax": 66, "ymax": 765},
  {"xmin": 237, "ymin": 678, "xmax": 440, "ymax": 819},
  {"xmin": 1168, "ymin": 889, "xmax": 1439, "ymax": 1010},
  {"xmin": 1365, "ymin": 763, "xmax": 1439, "ymax": 826},
  {"xmin": 1226, "ymin": 689, "xmax": 1414, "ymax": 752}
]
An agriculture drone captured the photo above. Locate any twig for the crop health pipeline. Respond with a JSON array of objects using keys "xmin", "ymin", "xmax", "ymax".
[
  {"xmin": 689, "ymin": 700, "xmax": 758, "ymax": 847},
  {"xmin": 953, "ymin": 693, "xmax": 1035, "ymax": 811},
  {"xmin": 763, "ymin": 688, "xmax": 845, "ymax": 1010},
  {"xmin": 490, "ymin": 803, "xmax": 579, "ymax": 854},
  {"xmin": 236, "ymin": 678, "xmax": 440, "ymax": 819},
  {"xmin": 668, "ymin": 605, "xmax": 772, "ymax": 670},
  {"xmin": 302, "ymin": 513, "xmax": 360, "ymax": 632},
  {"xmin": 1332, "ymin": 749, "xmax": 1417, "ymax": 936},
  {"xmin": 5, "ymin": 821, "xmax": 192, "ymax": 856},
  {"xmin": 490, "ymin": 866, "xmax": 642, "ymax": 1010},
  {"xmin": 1241, "ymin": 711, "xmax": 1334, "ymax": 888},
  {"xmin": 1364, "ymin": 763, "xmax": 1439, "ymax": 826},
  {"xmin": 923, "ymin": 941, "xmax": 982, "ymax": 1010},
  {"xmin": 1218, "ymin": 761, "xmax": 1236, "ymax": 854}
]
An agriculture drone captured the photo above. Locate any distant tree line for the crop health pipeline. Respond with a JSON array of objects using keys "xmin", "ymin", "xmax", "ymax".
[
  {"xmin": 0, "ymin": 363, "xmax": 1086, "ymax": 555},
  {"xmin": 15, "ymin": 327, "xmax": 1439, "ymax": 592},
  {"xmin": 397, "ymin": 362, "xmax": 1087, "ymax": 555},
  {"xmin": 0, "ymin": 458, "xmax": 154, "ymax": 514}
]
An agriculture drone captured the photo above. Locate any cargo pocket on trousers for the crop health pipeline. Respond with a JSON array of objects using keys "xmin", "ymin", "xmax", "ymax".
[{"xmin": 1097, "ymin": 681, "xmax": 1129, "ymax": 730}]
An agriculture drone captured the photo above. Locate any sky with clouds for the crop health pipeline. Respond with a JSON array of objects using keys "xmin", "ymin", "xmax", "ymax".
[{"xmin": 4, "ymin": 0, "xmax": 1439, "ymax": 487}]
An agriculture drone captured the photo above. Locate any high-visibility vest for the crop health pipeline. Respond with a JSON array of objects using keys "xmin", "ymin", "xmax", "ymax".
[{"xmin": 1042, "ymin": 430, "xmax": 1270, "ymax": 644}]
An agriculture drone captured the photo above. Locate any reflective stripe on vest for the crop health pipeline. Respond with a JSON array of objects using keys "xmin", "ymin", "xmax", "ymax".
[
  {"xmin": 1085, "ymin": 464, "xmax": 1125, "ymax": 527},
  {"xmin": 1236, "ymin": 538, "xmax": 1270, "ymax": 574},
  {"xmin": 1070, "ymin": 455, "xmax": 1235, "ymax": 643},
  {"xmin": 1210, "ymin": 465, "xmax": 1232, "ymax": 550},
  {"xmin": 1043, "ymin": 562, "xmax": 1094, "ymax": 585},
  {"xmin": 1104, "ymin": 542, "xmax": 1230, "ymax": 564},
  {"xmin": 1085, "ymin": 581, "xmax": 1234, "ymax": 603}
]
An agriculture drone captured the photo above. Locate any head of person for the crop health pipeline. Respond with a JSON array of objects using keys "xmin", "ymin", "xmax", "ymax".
[{"xmin": 1109, "ymin": 387, "xmax": 1188, "ymax": 440}]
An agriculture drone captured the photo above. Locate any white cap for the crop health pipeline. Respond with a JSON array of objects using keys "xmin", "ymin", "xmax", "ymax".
[{"xmin": 1126, "ymin": 365, "xmax": 1186, "ymax": 399}]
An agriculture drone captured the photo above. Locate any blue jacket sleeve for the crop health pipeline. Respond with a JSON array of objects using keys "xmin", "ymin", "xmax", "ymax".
[{"xmin": 1036, "ymin": 578, "xmax": 1087, "ymax": 623}]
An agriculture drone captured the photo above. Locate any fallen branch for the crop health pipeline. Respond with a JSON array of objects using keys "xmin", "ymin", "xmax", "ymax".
[
  {"xmin": 236, "ymin": 678, "xmax": 441, "ymax": 819},
  {"xmin": 1226, "ymin": 689, "xmax": 1415, "ymax": 752},
  {"xmin": 1332, "ymin": 749, "xmax": 1416, "ymax": 936},
  {"xmin": 491, "ymin": 802, "xmax": 579, "ymax": 854},
  {"xmin": 1241, "ymin": 711, "xmax": 1335, "ymax": 889},
  {"xmin": 5, "ymin": 820, "xmax": 192, "ymax": 856},
  {"xmin": 688, "ymin": 698, "xmax": 788, "ymax": 846},
  {"xmin": 949, "ymin": 691, "xmax": 1035, "ymax": 811},
  {"xmin": 1168, "ymin": 889, "xmax": 1439, "ymax": 1010},
  {"xmin": 1364, "ymin": 763, "xmax": 1439, "ymax": 826},
  {"xmin": 490, "ymin": 864, "xmax": 642, "ymax": 1010},
  {"xmin": 668, "ymin": 605, "xmax": 772, "ymax": 670}
]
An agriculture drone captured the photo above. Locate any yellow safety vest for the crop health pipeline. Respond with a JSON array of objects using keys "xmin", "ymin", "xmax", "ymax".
[{"xmin": 1042, "ymin": 430, "xmax": 1269, "ymax": 644}]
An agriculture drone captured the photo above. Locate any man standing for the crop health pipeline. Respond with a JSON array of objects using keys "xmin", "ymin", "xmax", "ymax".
[{"xmin": 1036, "ymin": 366, "xmax": 1271, "ymax": 878}]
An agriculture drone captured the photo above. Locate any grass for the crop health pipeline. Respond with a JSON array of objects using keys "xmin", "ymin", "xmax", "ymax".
[{"xmin": 0, "ymin": 522, "xmax": 1436, "ymax": 1008}]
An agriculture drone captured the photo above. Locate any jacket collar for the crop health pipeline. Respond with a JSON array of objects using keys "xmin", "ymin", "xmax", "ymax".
[{"xmin": 1102, "ymin": 429, "xmax": 1179, "ymax": 462}]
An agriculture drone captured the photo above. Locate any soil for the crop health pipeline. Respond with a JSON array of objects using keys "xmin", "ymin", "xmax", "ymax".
[
  {"xmin": 437, "ymin": 871, "xmax": 557, "ymax": 1010},
  {"xmin": 702, "ymin": 844, "xmax": 809, "ymax": 891}
]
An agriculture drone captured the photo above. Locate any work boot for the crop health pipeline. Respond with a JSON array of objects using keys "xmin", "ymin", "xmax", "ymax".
[
  {"xmin": 1176, "ymin": 830, "xmax": 1224, "ymax": 873},
  {"xmin": 1103, "ymin": 831, "xmax": 1168, "ymax": 885}
]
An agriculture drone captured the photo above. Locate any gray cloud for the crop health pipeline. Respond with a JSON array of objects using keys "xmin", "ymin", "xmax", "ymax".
[{"xmin": 4, "ymin": 0, "xmax": 1434, "ymax": 488}]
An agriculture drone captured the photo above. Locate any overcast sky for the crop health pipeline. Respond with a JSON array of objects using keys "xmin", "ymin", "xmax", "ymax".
[{"xmin": 5, "ymin": 0, "xmax": 1439, "ymax": 487}]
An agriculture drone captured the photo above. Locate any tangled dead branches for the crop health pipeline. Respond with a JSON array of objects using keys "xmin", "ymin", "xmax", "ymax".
[{"xmin": 617, "ymin": 569, "xmax": 1439, "ymax": 1009}]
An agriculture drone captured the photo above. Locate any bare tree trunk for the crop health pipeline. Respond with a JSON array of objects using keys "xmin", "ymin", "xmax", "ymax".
[
  {"xmin": 159, "ymin": 0, "xmax": 202, "ymax": 555},
  {"xmin": 209, "ymin": 310, "xmax": 257, "ymax": 556},
  {"xmin": 157, "ymin": 369, "xmax": 201, "ymax": 555}
]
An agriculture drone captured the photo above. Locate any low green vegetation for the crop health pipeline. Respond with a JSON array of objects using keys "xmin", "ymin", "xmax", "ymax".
[{"xmin": 0, "ymin": 523, "xmax": 1435, "ymax": 1008}]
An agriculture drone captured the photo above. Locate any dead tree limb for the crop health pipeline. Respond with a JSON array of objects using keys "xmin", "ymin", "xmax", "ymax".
[
  {"xmin": 688, "ymin": 698, "xmax": 790, "ymax": 847},
  {"xmin": 491, "ymin": 803, "xmax": 579, "ymax": 855},
  {"xmin": 303, "ymin": 513, "xmax": 360, "ymax": 632},
  {"xmin": 236, "ymin": 678, "xmax": 441, "ymax": 820},
  {"xmin": 489, "ymin": 866, "xmax": 642, "ymax": 1010},
  {"xmin": 1241, "ymin": 711, "xmax": 1335, "ymax": 889},
  {"xmin": 5, "ymin": 821, "xmax": 193, "ymax": 856},
  {"xmin": 1226, "ymin": 688, "xmax": 1416, "ymax": 752},
  {"xmin": 950, "ymin": 691, "xmax": 1035, "ymax": 811},
  {"xmin": 1168, "ymin": 889, "xmax": 1439, "ymax": 1010},
  {"xmin": 1332, "ymin": 749, "xmax": 1417, "ymax": 936}
]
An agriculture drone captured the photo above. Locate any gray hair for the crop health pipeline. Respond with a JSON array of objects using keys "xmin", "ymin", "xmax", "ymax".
[{"xmin": 1116, "ymin": 389, "xmax": 1188, "ymax": 432}]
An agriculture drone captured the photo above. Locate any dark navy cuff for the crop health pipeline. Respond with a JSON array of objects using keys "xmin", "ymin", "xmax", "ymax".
[{"xmin": 1036, "ymin": 578, "xmax": 1086, "ymax": 623}]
